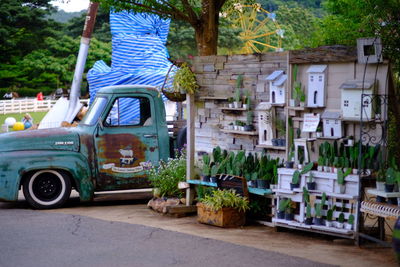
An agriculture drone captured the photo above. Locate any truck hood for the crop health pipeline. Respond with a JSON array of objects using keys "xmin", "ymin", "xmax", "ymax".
[{"xmin": 0, "ymin": 128, "xmax": 80, "ymax": 152}]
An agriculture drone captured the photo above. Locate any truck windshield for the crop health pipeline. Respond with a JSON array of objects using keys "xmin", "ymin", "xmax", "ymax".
[{"xmin": 81, "ymin": 97, "xmax": 108, "ymax": 126}]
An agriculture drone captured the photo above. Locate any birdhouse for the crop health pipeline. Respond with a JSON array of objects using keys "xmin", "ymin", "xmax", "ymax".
[
  {"xmin": 321, "ymin": 111, "xmax": 343, "ymax": 138},
  {"xmin": 340, "ymin": 80, "xmax": 376, "ymax": 120},
  {"xmin": 266, "ymin": 70, "xmax": 287, "ymax": 105},
  {"xmin": 306, "ymin": 65, "xmax": 327, "ymax": 107},
  {"xmin": 256, "ymin": 102, "xmax": 275, "ymax": 146},
  {"xmin": 357, "ymin": 37, "xmax": 383, "ymax": 64}
]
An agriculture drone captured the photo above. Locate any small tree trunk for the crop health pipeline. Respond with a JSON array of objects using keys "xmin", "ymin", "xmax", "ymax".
[{"xmin": 193, "ymin": 1, "xmax": 219, "ymax": 56}]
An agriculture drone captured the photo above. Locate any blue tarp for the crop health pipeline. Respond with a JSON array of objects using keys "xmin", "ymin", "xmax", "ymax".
[{"xmin": 87, "ymin": 10, "xmax": 176, "ymax": 124}]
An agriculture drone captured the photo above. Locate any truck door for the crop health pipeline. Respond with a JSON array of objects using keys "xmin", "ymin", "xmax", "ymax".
[{"xmin": 94, "ymin": 95, "xmax": 159, "ymax": 190}]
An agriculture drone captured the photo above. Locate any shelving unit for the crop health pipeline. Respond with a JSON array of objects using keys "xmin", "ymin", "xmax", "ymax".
[{"xmin": 272, "ymin": 167, "xmax": 360, "ymax": 239}]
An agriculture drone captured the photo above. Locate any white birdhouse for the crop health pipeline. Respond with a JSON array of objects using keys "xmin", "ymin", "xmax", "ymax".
[
  {"xmin": 256, "ymin": 102, "xmax": 275, "ymax": 146},
  {"xmin": 340, "ymin": 80, "xmax": 376, "ymax": 120},
  {"xmin": 306, "ymin": 65, "xmax": 327, "ymax": 107},
  {"xmin": 266, "ymin": 70, "xmax": 287, "ymax": 105},
  {"xmin": 321, "ymin": 111, "xmax": 343, "ymax": 138}
]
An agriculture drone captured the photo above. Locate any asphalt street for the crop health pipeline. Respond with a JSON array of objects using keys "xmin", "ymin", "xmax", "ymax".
[{"xmin": 0, "ymin": 208, "xmax": 335, "ymax": 267}]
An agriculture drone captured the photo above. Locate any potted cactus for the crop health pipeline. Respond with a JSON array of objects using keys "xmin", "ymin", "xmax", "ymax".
[
  {"xmin": 307, "ymin": 172, "xmax": 316, "ymax": 190},
  {"xmin": 336, "ymin": 168, "xmax": 352, "ymax": 194},
  {"xmin": 290, "ymin": 162, "xmax": 313, "ymax": 190},
  {"xmin": 386, "ymin": 167, "xmax": 397, "ymax": 192},
  {"xmin": 325, "ymin": 205, "xmax": 336, "ymax": 227},
  {"xmin": 234, "ymin": 75, "xmax": 243, "ymax": 108},
  {"xmin": 317, "ymin": 156, "xmax": 324, "ymax": 172},
  {"xmin": 303, "ymin": 187, "xmax": 313, "ymax": 225},
  {"xmin": 284, "ymin": 198, "xmax": 295, "ymax": 221},
  {"xmin": 277, "ymin": 199, "xmax": 288, "ymax": 219},
  {"xmin": 345, "ymin": 214, "xmax": 355, "ymax": 230},
  {"xmin": 244, "ymin": 111, "xmax": 255, "ymax": 131},
  {"xmin": 336, "ymin": 212, "xmax": 345, "ymax": 229},
  {"xmin": 314, "ymin": 192, "xmax": 326, "ymax": 225},
  {"xmin": 202, "ymin": 154, "xmax": 211, "ymax": 182},
  {"xmin": 228, "ymin": 97, "xmax": 234, "ymax": 108}
]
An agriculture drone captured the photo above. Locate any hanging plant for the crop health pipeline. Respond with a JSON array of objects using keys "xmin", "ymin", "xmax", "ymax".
[{"xmin": 173, "ymin": 62, "xmax": 199, "ymax": 95}]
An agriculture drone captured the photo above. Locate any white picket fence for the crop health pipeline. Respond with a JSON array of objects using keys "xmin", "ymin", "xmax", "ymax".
[{"xmin": 0, "ymin": 98, "xmax": 89, "ymax": 115}]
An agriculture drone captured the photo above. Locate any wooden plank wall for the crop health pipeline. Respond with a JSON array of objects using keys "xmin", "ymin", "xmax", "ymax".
[{"xmin": 192, "ymin": 53, "xmax": 288, "ymax": 157}]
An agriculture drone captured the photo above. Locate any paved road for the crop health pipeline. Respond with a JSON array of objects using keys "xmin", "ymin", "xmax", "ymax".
[{"xmin": 0, "ymin": 208, "xmax": 335, "ymax": 267}]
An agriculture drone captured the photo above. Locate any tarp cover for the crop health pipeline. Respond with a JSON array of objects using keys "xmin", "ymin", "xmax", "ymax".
[{"xmin": 87, "ymin": 11, "xmax": 176, "ymax": 124}]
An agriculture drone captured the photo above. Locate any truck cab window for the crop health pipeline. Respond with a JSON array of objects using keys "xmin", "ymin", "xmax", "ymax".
[{"xmin": 104, "ymin": 97, "xmax": 152, "ymax": 127}]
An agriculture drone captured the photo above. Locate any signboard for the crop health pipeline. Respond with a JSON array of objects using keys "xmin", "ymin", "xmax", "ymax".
[
  {"xmin": 302, "ymin": 113, "xmax": 320, "ymax": 132},
  {"xmin": 216, "ymin": 174, "xmax": 249, "ymax": 198}
]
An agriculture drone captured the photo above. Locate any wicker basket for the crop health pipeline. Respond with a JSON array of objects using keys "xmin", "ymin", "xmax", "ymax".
[{"xmin": 162, "ymin": 88, "xmax": 186, "ymax": 102}]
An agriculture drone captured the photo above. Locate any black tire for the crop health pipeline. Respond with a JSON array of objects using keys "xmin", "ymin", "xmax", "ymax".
[
  {"xmin": 23, "ymin": 170, "xmax": 72, "ymax": 209},
  {"xmin": 176, "ymin": 127, "xmax": 187, "ymax": 152}
]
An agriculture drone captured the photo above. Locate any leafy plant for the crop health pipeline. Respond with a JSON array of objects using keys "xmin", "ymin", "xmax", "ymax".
[
  {"xmin": 173, "ymin": 62, "xmax": 198, "ymax": 94},
  {"xmin": 201, "ymin": 189, "xmax": 249, "ymax": 212},
  {"xmin": 196, "ymin": 185, "xmax": 215, "ymax": 201},
  {"xmin": 148, "ymin": 150, "xmax": 186, "ymax": 198},
  {"xmin": 285, "ymin": 198, "xmax": 295, "ymax": 214},
  {"xmin": 278, "ymin": 199, "xmax": 289, "ymax": 212}
]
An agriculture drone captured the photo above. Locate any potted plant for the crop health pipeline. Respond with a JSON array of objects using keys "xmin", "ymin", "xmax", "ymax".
[
  {"xmin": 336, "ymin": 212, "xmax": 345, "ymax": 229},
  {"xmin": 316, "ymin": 125, "xmax": 323, "ymax": 138},
  {"xmin": 303, "ymin": 187, "xmax": 313, "ymax": 225},
  {"xmin": 249, "ymin": 172, "xmax": 258, "ymax": 188},
  {"xmin": 277, "ymin": 199, "xmax": 287, "ymax": 219},
  {"xmin": 172, "ymin": 62, "xmax": 199, "ymax": 95},
  {"xmin": 325, "ymin": 205, "xmax": 336, "ymax": 227},
  {"xmin": 333, "ymin": 157, "xmax": 340, "ymax": 173},
  {"xmin": 210, "ymin": 164, "xmax": 218, "ymax": 183},
  {"xmin": 284, "ymin": 198, "xmax": 295, "ymax": 221},
  {"xmin": 375, "ymin": 168, "xmax": 386, "ymax": 191},
  {"xmin": 290, "ymin": 162, "xmax": 313, "ymax": 190},
  {"xmin": 242, "ymin": 90, "xmax": 251, "ymax": 110},
  {"xmin": 234, "ymin": 120, "xmax": 241, "ymax": 131},
  {"xmin": 275, "ymin": 118, "xmax": 286, "ymax": 146},
  {"xmin": 197, "ymin": 189, "xmax": 249, "ymax": 227},
  {"xmin": 385, "ymin": 167, "xmax": 397, "ymax": 192},
  {"xmin": 314, "ymin": 192, "xmax": 326, "ymax": 225},
  {"xmin": 345, "ymin": 214, "xmax": 355, "ymax": 230},
  {"xmin": 336, "ymin": 168, "xmax": 352, "ymax": 194},
  {"xmin": 202, "ymin": 154, "xmax": 211, "ymax": 182},
  {"xmin": 317, "ymin": 156, "xmax": 324, "ymax": 172},
  {"xmin": 244, "ymin": 111, "xmax": 255, "ymax": 131},
  {"xmin": 234, "ymin": 86, "xmax": 242, "ymax": 108},
  {"xmin": 228, "ymin": 122, "xmax": 234, "ymax": 130},
  {"xmin": 228, "ymin": 97, "xmax": 234, "ymax": 108},
  {"xmin": 307, "ymin": 172, "xmax": 316, "ymax": 190}
]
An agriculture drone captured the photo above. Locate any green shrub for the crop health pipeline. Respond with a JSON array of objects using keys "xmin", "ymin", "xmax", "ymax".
[{"xmin": 148, "ymin": 150, "xmax": 186, "ymax": 198}]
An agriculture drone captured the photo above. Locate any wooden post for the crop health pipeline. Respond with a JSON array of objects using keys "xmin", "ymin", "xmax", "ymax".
[{"xmin": 186, "ymin": 93, "xmax": 195, "ymax": 206}]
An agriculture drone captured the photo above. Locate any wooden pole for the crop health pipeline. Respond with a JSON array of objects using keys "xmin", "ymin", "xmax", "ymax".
[{"xmin": 186, "ymin": 93, "xmax": 195, "ymax": 205}]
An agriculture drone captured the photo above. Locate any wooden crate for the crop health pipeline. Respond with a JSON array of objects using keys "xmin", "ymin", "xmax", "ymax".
[{"xmin": 197, "ymin": 203, "xmax": 246, "ymax": 227}]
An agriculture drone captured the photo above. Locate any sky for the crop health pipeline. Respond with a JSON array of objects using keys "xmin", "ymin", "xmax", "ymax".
[{"xmin": 51, "ymin": 0, "xmax": 90, "ymax": 12}]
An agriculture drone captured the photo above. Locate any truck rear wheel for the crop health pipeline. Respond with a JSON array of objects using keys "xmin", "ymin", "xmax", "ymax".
[{"xmin": 23, "ymin": 170, "xmax": 71, "ymax": 209}]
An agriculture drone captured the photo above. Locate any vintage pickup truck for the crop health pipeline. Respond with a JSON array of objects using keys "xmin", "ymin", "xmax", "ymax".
[{"xmin": 0, "ymin": 85, "xmax": 185, "ymax": 209}]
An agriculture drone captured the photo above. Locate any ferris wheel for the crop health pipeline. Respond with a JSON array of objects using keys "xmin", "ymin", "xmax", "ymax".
[{"xmin": 222, "ymin": 3, "xmax": 284, "ymax": 54}]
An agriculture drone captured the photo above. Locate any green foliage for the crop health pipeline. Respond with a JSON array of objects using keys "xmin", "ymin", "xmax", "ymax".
[
  {"xmin": 386, "ymin": 167, "xmax": 398, "ymax": 185},
  {"xmin": 201, "ymin": 189, "xmax": 250, "ymax": 212},
  {"xmin": 196, "ymin": 185, "xmax": 215, "ymax": 201},
  {"xmin": 173, "ymin": 63, "xmax": 198, "ymax": 94},
  {"xmin": 202, "ymin": 154, "xmax": 211, "ymax": 176},
  {"xmin": 338, "ymin": 212, "xmax": 345, "ymax": 223},
  {"xmin": 234, "ymin": 88, "xmax": 241, "ymax": 103},
  {"xmin": 292, "ymin": 170, "xmax": 300, "ymax": 184},
  {"xmin": 148, "ymin": 150, "xmax": 186, "ymax": 198},
  {"xmin": 308, "ymin": 172, "xmax": 314, "ymax": 183},
  {"xmin": 246, "ymin": 111, "xmax": 253, "ymax": 126},
  {"xmin": 278, "ymin": 199, "xmax": 289, "ymax": 212}
]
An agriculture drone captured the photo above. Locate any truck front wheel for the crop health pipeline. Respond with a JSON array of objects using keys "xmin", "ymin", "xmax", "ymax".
[{"xmin": 23, "ymin": 170, "xmax": 72, "ymax": 209}]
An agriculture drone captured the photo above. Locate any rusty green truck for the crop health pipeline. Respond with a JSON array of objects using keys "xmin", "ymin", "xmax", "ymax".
[{"xmin": 0, "ymin": 85, "xmax": 182, "ymax": 209}]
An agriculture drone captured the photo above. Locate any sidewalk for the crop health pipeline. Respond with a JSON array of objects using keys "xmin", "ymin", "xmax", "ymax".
[{"xmin": 44, "ymin": 198, "xmax": 396, "ymax": 267}]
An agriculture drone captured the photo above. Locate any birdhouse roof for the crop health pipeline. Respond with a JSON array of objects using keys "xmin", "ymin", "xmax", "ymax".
[
  {"xmin": 266, "ymin": 70, "xmax": 284, "ymax": 81},
  {"xmin": 272, "ymin": 74, "xmax": 287, "ymax": 87},
  {"xmin": 321, "ymin": 111, "xmax": 342, "ymax": 119},
  {"xmin": 255, "ymin": 102, "xmax": 272, "ymax": 111},
  {"xmin": 306, "ymin": 65, "xmax": 327, "ymax": 73},
  {"xmin": 339, "ymin": 80, "xmax": 375, "ymax": 90}
]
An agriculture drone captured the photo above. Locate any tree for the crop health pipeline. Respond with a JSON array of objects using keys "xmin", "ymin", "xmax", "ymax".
[
  {"xmin": 97, "ymin": 0, "xmax": 235, "ymax": 56},
  {"xmin": 0, "ymin": 0, "xmax": 60, "ymax": 63}
]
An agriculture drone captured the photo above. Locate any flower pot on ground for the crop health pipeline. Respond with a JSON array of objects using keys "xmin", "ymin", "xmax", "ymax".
[{"xmin": 197, "ymin": 189, "xmax": 249, "ymax": 228}]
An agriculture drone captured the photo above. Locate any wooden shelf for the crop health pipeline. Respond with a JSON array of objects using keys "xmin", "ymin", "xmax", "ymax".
[
  {"xmin": 287, "ymin": 106, "xmax": 305, "ymax": 111},
  {"xmin": 367, "ymin": 189, "xmax": 400, "ymax": 198},
  {"xmin": 220, "ymin": 129, "xmax": 258, "ymax": 135},
  {"xmin": 187, "ymin": 179, "xmax": 217, "ymax": 187},
  {"xmin": 317, "ymin": 136, "xmax": 342, "ymax": 140},
  {"xmin": 256, "ymin": 144, "xmax": 286, "ymax": 150},
  {"xmin": 271, "ymin": 103, "xmax": 285, "ymax": 107},
  {"xmin": 342, "ymin": 117, "xmax": 374, "ymax": 122},
  {"xmin": 248, "ymin": 187, "xmax": 273, "ymax": 196},
  {"xmin": 219, "ymin": 107, "xmax": 247, "ymax": 111},
  {"xmin": 199, "ymin": 96, "xmax": 228, "ymax": 100}
]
